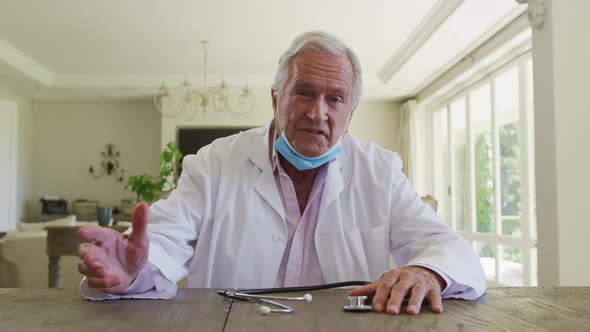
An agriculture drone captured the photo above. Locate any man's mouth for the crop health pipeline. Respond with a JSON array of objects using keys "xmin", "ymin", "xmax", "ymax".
[{"xmin": 300, "ymin": 128, "xmax": 328, "ymax": 137}]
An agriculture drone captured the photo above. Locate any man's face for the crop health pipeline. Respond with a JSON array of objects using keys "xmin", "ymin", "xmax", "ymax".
[{"xmin": 272, "ymin": 50, "xmax": 355, "ymax": 157}]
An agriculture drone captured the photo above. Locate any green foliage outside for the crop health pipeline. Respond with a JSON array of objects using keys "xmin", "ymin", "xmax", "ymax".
[
  {"xmin": 475, "ymin": 121, "xmax": 522, "ymax": 263},
  {"xmin": 500, "ymin": 122, "xmax": 521, "ymax": 236},
  {"xmin": 475, "ymin": 133, "xmax": 494, "ymax": 234},
  {"xmin": 455, "ymin": 145, "xmax": 467, "ymax": 231},
  {"xmin": 125, "ymin": 142, "xmax": 183, "ymax": 204}
]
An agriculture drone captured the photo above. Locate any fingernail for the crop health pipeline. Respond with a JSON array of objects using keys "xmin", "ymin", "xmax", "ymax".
[
  {"xmin": 374, "ymin": 303, "xmax": 383, "ymax": 312},
  {"xmin": 407, "ymin": 305, "xmax": 416, "ymax": 314},
  {"xmin": 389, "ymin": 304, "xmax": 399, "ymax": 314}
]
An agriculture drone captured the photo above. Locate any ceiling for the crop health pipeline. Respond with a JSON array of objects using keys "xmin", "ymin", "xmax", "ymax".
[{"xmin": 0, "ymin": 0, "xmax": 525, "ymax": 102}]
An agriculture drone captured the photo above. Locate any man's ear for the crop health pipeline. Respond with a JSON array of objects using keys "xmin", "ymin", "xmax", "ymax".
[
  {"xmin": 345, "ymin": 109, "xmax": 356, "ymax": 134},
  {"xmin": 271, "ymin": 89, "xmax": 278, "ymax": 114}
]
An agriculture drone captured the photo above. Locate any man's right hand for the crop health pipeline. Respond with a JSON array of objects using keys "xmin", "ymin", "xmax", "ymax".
[{"xmin": 77, "ymin": 202, "xmax": 150, "ymax": 294}]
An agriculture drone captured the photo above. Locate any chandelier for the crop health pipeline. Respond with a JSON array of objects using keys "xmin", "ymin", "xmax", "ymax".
[{"xmin": 154, "ymin": 41, "xmax": 255, "ymax": 120}]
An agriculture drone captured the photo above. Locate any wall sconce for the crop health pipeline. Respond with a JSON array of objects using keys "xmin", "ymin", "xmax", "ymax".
[{"xmin": 89, "ymin": 143, "xmax": 125, "ymax": 182}]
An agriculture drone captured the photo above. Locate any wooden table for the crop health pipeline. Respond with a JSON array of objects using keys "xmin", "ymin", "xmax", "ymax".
[
  {"xmin": 1, "ymin": 287, "xmax": 590, "ymax": 331},
  {"xmin": 45, "ymin": 225, "xmax": 129, "ymax": 288}
]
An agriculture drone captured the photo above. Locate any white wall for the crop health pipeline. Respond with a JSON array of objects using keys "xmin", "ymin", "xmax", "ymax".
[
  {"xmin": 31, "ymin": 101, "xmax": 161, "ymax": 219},
  {"xmin": 533, "ymin": 0, "xmax": 590, "ymax": 286},
  {"xmin": 0, "ymin": 88, "xmax": 33, "ymax": 226},
  {"xmin": 349, "ymin": 101, "xmax": 400, "ymax": 152},
  {"xmin": 28, "ymin": 97, "xmax": 397, "ymax": 221},
  {"xmin": 0, "ymin": 98, "xmax": 17, "ymax": 231},
  {"xmin": 161, "ymin": 92, "xmax": 400, "ymax": 153}
]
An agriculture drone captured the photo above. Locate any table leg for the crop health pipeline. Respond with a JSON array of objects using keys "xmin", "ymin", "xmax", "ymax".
[{"xmin": 48, "ymin": 255, "xmax": 61, "ymax": 288}]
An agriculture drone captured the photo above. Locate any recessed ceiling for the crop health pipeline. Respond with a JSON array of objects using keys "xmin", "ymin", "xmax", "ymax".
[{"xmin": 0, "ymin": 0, "xmax": 525, "ymax": 102}]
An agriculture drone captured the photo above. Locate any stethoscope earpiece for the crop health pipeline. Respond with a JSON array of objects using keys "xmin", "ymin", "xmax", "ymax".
[
  {"xmin": 220, "ymin": 291, "xmax": 312, "ymax": 315},
  {"xmin": 259, "ymin": 306, "xmax": 272, "ymax": 315}
]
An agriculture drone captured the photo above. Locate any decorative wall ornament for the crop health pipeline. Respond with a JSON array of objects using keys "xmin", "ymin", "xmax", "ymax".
[
  {"xmin": 88, "ymin": 143, "xmax": 125, "ymax": 182},
  {"xmin": 527, "ymin": 0, "xmax": 548, "ymax": 30},
  {"xmin": 153, "ymin": 41, "xmax": 255, "ymax": 120}
]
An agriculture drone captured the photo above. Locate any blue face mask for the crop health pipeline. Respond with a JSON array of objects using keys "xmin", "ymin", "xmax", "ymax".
[{"xmin": 274, "ymin": 130, "xmax": 343, "ymax": 171}]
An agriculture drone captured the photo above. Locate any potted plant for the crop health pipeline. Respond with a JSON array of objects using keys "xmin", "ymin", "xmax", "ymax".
[{"xmin": 125, "ymin": 142, "xmax": 183, "ymax": 204}]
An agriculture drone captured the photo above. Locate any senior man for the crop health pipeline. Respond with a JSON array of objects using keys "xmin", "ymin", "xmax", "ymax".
[{"xmin": 78, "ymin": 31, "xmax": 485, "ymax": 315}]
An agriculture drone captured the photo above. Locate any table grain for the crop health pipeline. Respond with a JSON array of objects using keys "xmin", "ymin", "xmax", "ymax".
[
  {"xmin": 1, "ymin": 287, "xmax": 589, "ymax": 331},
  {"xmin": 0, "ymin": 288, "xmax": 230, "ymax": 332},
  {"xmin": 224, "ymin": 287, "xmax": 590, "ymax": 332}
]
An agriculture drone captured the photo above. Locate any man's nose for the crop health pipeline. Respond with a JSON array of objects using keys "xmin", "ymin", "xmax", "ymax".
[{"xmin": 306, "ymin": 98, "xmax": 329, "ymax": 121}]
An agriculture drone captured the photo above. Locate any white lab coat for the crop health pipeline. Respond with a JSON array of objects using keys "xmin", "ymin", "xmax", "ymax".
[{"xmin": 145, "ymin": 126, "xmax": 485, "ymax": 298}]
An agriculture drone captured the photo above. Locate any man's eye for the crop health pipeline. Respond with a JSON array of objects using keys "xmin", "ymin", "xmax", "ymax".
[
  {"xmin": 331, "ymin": 97, "xmax": 343, "ymax": 103},
  {"xmin": 296, "ymin": 90, "xmax": 310, "ymax": 96}
]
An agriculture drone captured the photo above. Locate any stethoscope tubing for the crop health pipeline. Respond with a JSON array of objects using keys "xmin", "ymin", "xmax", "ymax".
[{"xmin": 216, "ymin": 280, "xmax": 370, "ymax": 297}]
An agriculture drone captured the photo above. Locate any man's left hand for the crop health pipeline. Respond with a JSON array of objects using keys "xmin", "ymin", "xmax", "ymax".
[{"xmin": 348, "ymin": 266, "xmax": 446, "ymax": 315}]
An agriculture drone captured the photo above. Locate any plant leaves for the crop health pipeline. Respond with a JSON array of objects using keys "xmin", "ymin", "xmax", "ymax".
[{"xmin": 124, "ymin": 141, "xmax": 184, "ymax": 204}]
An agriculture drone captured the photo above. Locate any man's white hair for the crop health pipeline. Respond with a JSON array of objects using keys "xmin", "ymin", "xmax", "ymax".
[{"xmin": 271, "ymin": 31, "xmax": 363, "ymax": 108}]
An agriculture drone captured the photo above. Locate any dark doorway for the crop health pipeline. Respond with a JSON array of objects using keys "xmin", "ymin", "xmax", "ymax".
[{"xmin": 177, "ymin": 127, "xmax": 253, "ymax": 161}]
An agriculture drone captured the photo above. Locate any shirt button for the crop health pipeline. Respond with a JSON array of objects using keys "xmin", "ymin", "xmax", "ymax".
[{"xmin": 273, "ymin": 233, "xmax": 284, "ymax": 243}]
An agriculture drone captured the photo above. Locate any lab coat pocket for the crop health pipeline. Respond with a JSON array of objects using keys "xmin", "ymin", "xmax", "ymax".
[{"xmin": 348, "ymin": 226, "xmax": 389, "ymax": 281}]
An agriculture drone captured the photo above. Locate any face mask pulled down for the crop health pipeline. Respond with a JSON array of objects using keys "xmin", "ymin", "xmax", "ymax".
[{"xmin": 273, "ymin": 108, "xmax": 346, "ymax": 171}]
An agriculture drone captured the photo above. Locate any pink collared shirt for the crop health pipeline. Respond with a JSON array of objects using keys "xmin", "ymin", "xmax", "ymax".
[{"xmin": 270, "ymin": 148, "xmax": 328, "ymax": 287}]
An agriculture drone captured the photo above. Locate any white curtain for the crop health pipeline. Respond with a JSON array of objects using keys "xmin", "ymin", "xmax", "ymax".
[
  {"xmin": 397, "ymin": 99, "xmax": 417, "ymax": 184},
  {"xmin": 397, "ymin": 99, "xmax": 433, "ymax": 196}
]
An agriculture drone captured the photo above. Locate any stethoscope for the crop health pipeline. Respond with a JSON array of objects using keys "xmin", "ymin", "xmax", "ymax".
[{"xmin": 216, "ymin": 281, "xmax": 374, "ymax": 315}]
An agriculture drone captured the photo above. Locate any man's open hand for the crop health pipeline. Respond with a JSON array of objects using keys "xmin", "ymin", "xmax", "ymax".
[
  {"xmin": 77, "ymin": 202, "xmax": 150, "ymax": 294},
  {"xmin": 348, "ymin": 266, "xmax": 446, "ymax": 315}
]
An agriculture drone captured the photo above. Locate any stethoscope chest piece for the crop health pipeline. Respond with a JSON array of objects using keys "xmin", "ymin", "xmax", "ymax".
[{"xmin": 343, "ymin": 296, "xmax": 372, "ymax": 312}]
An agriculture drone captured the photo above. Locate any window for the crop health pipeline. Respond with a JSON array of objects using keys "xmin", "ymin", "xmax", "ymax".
[{"xmin": 431, "ymin": 55, "xmax": 536, "ymax": 286}]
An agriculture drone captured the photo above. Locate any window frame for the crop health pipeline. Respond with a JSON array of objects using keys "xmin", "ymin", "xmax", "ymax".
[{"xmin": 428, "ymin": 52, "xmax": 536, "ymax": 286}]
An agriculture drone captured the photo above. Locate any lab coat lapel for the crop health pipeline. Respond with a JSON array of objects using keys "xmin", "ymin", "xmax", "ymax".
[
  {"xmin": 253, "ymin": 169, "xmax": 284, "ymax": 220},
  {"xmin": 315, "ymin": 148, "xmax": 370, "ymax": 282},
  {"xmin": 316, "ymin": 157, "xmax": 344, "ymax": 236},
  {"xmin": 248, "ymin": 127, "xmax": 285, "ymax": 221}
]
